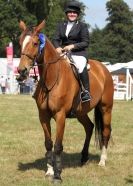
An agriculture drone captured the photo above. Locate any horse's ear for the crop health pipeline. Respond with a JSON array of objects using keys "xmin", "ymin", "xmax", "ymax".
[
  {"xmin": 35, "ymin": 20, "xmax": 45, "ymax": 33},
  {"xmin": 19, "ymin": 20, "xmax": 27, "ymax": 31}
]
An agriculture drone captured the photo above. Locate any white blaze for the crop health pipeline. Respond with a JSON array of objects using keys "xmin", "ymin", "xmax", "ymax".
[{"xmin": 22, "ymin": 35, "xmax": 31, "ymax": 52}]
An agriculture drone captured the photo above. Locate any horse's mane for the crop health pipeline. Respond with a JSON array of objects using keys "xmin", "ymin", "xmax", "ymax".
[{"xmin": 44, "ymin": 37, "xmax": 60, "ymax": 63}]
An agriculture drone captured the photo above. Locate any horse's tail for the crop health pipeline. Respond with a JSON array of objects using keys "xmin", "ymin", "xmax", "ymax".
[{"xmin": 94, "ymin": 105, "xmax": 103, "ymax": 149}]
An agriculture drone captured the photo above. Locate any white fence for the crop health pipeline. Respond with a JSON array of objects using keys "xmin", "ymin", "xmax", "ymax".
[{"xmin": 114, "ymin": 69, "xmax": 133, "ymax": 100}]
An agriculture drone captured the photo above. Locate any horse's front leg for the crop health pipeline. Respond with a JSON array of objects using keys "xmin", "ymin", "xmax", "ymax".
[
  {"xmin": 39, "ymin": 112, "xmax": 54, "ymax": 178},
  {"xmin": 53, "ymin": 111, "xmax": 66, "ymax": 183}
]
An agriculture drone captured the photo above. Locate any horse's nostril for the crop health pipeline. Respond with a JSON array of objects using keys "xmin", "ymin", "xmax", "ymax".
[
  {"xmin": 17, "ymin": 68, "xmax": 20, "ymax": 74},
  {"xmin": 17, "ymin": 68, "xmax": 27, "ymax": 74},
  {"xmin": 23, "ymin": 68, "xmax": 28, "ymax": 75},
  {"xmin": 17, "ymin": 68, "xmax": 28, "ymax": 81}
]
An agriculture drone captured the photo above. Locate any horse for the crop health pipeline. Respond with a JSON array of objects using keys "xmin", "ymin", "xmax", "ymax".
[{"xmin": 17, "ymin": 20, "xmax": 114, "ymax": 183}]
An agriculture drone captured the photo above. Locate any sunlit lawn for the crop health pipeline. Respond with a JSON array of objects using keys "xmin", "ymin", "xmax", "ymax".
[{"xmin": 0, "ymin": 95, "xmax": 132, "ymax": 186}]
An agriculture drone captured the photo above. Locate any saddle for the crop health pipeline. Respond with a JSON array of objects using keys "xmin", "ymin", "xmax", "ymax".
[{"xmin": 65, "ymin": 52, "xmax": 90, "ymax": 91}]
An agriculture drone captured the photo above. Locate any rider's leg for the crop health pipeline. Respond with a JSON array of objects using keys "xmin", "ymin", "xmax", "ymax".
[
  {"xmin": 79, "ymin": 66, "xmax": 91, "ymax": 102},
  {"xmin": 71, "ymin": 55, "xmax": 91, "ymax": 102}
]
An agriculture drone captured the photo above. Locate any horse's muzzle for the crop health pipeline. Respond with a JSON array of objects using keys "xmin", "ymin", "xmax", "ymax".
[{"xmin": 17, "ymin": 68, "xmax": 29, "ymax": 81}]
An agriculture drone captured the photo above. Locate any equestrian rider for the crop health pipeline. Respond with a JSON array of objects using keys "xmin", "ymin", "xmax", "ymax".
[{"xmin": 52, "ymin": 1, "xmax": 91, "ymax": 102}]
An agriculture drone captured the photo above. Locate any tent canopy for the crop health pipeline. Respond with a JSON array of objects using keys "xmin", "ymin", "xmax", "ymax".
[{"xmin": 111, "ymin": 68, "xmax": 133, "ymax": 75}]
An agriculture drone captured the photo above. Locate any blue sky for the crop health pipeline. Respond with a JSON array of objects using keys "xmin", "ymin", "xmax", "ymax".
[{"xmin": 82, "ymin": 0, "xmax": 133, "ymax": 29}]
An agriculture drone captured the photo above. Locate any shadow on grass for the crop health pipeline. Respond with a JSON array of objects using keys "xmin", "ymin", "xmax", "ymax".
[
  {"xmin": 125, "ymin": 175, "xmax": 133, "ymax": 184},
  {"xmin": 18, "ymin": 152, "xmax": 99, "ymax": 172}
]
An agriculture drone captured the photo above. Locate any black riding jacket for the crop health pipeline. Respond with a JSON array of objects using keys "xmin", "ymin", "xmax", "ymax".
[{"xmin": 52, "ymin": 20, "xmax": 89, "ymax": 59}]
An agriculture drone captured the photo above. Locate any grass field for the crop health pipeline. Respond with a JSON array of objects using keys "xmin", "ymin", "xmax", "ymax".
[{"xmin": 0, "ymin": 95, "xmax": 132, "ymax": 186}]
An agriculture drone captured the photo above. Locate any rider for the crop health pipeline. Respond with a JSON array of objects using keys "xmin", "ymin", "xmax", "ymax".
[{"xmin": 52, "ymin": 1, "xmax": 91, "ymax": 102}]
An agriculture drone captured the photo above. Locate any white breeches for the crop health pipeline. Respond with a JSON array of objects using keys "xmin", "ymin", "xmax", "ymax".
[{"xmin": 71, "ymin": 55, "xmax": 87, "ymax": 73}]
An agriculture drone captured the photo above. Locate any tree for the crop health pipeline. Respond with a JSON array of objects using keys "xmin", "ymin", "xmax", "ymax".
[
  {"xmin": 89, "ymin": 26, "xmax": 107, "ymax": 61},
  {"xmin": 23, "ymin": 0, "xmax": 50, "ymax": 23},
  {"xmin": 0, "ymin": 0, "xmax": 37, "ymax": 57},
  {"xmin": 104, "ymin": 0, "xmax": 133, "ymax": 63},
  {"xmin": 89, "ymin": 0, "xmax": 133, "ymax": 64},
  {"xmin": 45, "ymin": 0, "xmax": 65, "ymax": 39}
]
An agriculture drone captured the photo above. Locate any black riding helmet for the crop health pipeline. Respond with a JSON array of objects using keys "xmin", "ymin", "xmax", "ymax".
[{"xmin": 65, "ymin": 1, "xmax": 81, "ymax": 15}]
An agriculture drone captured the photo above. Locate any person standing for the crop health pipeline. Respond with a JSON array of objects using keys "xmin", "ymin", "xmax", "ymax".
[
  {"xmin": 6, "ymin": 77, "xmax": 11, "ymax": 94},
  {"xmin": 52, "ymin": 1, "xmax": 91, "ymax": 102},
  {"xmin": 0, "ymin": 76, "xmax": 6, "ymax": 94}
]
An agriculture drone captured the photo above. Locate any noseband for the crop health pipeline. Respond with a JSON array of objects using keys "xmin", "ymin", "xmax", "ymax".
[{"xmin": 21, "ymin": 53, "xmax": 35, "ymax": 61}]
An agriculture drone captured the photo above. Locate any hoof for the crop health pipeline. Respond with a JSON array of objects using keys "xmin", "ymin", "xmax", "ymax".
[
  {"xmin": 45, "ymin": 174, "xmax": 54, "ymax": 181},
  {"xmin": 98, "ymin": 160, "xmax": 106, "ymax": 167},
  {"xmin": 52, "ymin": 177, "xmax": 62, "ymax": 184},
  {"xmin": 45, "ymin": 164, "xmax": 54, "ymax": 181},
  {"xmin": 81, "ymin": 159, "xmax": 89, "ymax": 166},
  {"xmin": 81, "ymin": 156, "xmax": 89, "ymax": 166}
]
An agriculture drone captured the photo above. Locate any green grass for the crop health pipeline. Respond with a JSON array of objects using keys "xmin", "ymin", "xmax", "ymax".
[{"xmin": 0, "ymin": 95, "xmax": 133, "ymax": 186}]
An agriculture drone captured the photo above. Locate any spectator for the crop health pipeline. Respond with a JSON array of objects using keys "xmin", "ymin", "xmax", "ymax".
[
  {"xmin": 6, "ymin": 77, "xmax": 11, "ymax": 94},
  {"xmin": 0, "ymin": 76, "xmax": 6, "ymax": 94}
]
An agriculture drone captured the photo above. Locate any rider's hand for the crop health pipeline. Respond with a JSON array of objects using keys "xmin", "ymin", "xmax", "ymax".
[
  {"xmin": 56, "ymin": 47, "xmax": 63, "ymax": 54},
  {"xmin": 63, "ymin": 44, "xmax": 74, "ymax": 52}
]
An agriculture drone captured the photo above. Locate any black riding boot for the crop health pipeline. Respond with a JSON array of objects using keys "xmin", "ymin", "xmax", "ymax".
[{"xmin": 79, "ymin": 66, "xmax": 91, "ymax": 103}]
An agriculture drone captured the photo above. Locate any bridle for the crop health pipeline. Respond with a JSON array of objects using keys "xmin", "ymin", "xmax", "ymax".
[
  {"xmin": 20, "ymin": 34, "xmax": 68, "ymax": 94},
  {"xmin": 21, "ymin": 52, "xmax": 35, "ymax": 61}
]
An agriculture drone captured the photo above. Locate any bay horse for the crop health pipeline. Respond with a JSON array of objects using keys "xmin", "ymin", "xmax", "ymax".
[{"xmin": 18, "ymin": 20, "xmax": 114, "ymax": 183}]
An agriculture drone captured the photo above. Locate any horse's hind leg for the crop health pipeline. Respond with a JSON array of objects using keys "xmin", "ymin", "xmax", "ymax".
[
  {"xmin": 39, "ymin": 111, "xmax": 54, "ymax": 178},
  {"xmin": 77, "ymin": 114, "xmax": 94, "ymax": 165},
  {"xmin": 100, "ymin": 108, "xmax": 112, "ymax": 166},
  {"xmin": 95, "ymin": 104, "xmax": 112, "ymax": 167}
]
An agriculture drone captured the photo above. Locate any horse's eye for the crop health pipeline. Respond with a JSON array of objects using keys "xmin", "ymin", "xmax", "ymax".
[{"xmin": 33, "ymin": 42, "xmax": 38, "ymax": 47}]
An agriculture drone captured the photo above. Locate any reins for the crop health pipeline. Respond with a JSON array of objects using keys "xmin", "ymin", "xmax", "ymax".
[
  {"xmin": 32, "ymin": 51, "xmax": 67, "ymax": 94},
  {"xmin": 21, "ymin": 51, "xmax": 67, "ymax": 68},
  {"xmin": 34, "ymin": 52, "xmax": 67, "ymax": 66}
]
